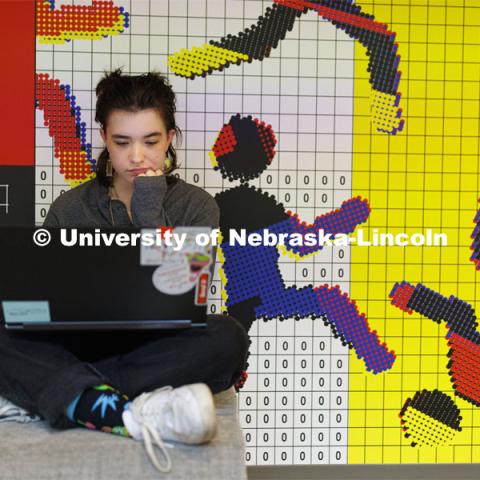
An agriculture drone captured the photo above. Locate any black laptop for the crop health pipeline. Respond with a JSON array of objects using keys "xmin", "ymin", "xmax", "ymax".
[{"xmin": 0, "ymin": 226, "xmax": 214, "ymax": 331}]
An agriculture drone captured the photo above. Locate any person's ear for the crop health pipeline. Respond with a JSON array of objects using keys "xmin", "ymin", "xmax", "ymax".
[
  {"xmin": 100, "ymin": 128, "xmax": 106, "ymax": 144},
  {"xmin": 166, "ymin": 129, "xmax": 176, "ymax": 149}
]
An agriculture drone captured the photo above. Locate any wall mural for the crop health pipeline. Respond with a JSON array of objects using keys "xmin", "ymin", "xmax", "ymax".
[{"xmin": 1, "ymin": 0, "xmax": 479, "ymax": 465}]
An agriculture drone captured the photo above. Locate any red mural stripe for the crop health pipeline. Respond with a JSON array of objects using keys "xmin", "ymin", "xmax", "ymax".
[{"xmin": 0, "ymin": 1, "xmax": 35, "ymax": 166}]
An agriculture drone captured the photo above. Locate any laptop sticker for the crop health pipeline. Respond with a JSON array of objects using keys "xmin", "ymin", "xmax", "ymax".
[
  {"xmin": 2, "ymin": 301, "xmax": 51, "ymax": 324},
  {"xmin": 151, "ymin": 252, "xmax": 211, "ymax": 295},
  {"xmin": 151, "ymin": 255, "xmax": 193, "ymax": 295},
  {"xmin": 144, "ymin": 227, "xmax": 213, "ymax": 295},
  {"xmin": 195, "ymin": 272, "xmax": 210, "ymax": 306}
]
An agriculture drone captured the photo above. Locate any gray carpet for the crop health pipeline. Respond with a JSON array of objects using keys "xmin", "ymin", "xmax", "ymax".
[{"xmin": 0, "ymin": 388, "xmax": 246, "ymax": 480}]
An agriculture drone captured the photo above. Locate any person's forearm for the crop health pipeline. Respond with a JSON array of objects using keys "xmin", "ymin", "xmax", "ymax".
[{"xmin": 130, "ymin": 176, "xmax": 169, "ymax": 227}]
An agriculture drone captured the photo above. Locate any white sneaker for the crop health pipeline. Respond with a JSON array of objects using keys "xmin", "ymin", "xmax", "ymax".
[
  {"xmin": 122, "ymin": 383, "xmax": 217, "ymax": 473},
  {"xmin": 0, "ymin": 395, "xmax": 41, "ymax": 424}
]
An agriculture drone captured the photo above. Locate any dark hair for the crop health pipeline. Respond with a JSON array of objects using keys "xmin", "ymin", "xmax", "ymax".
[{"xmin": 94, "ymin": 68, "xmax": 182, "ymax": 187}]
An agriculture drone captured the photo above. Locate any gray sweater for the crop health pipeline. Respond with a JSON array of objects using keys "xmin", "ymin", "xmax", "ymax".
[{"xmin": 43, "ymin": 175, "xmax": 220, "ymax": 228}]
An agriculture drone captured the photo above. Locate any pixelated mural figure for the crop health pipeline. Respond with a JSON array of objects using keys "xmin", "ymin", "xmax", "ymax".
[
  {"xmin": 212, "ymin": 115, "xmax": 396, "ymax": 380},
  {"xmin": 165, "ymin": 0, "xmax": 407, "ymax": 386},
  {"xmin": 391, "ymin": 281, "xmax": 480, "ymax": 407},
  {"xmin": 168, "ymin": 0, "xmax": 404, "ymax": 135}
]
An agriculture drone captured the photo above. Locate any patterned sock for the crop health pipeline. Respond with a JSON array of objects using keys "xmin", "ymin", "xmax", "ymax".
[{"xmin": 66, "ymin": 384, "xmax": 131, "ymax": 437}]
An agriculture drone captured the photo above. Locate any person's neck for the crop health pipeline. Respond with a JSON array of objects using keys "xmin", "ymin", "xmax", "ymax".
[{"xmin": 111, "ymin": 175, "xmax": 134, "ymax": 213}]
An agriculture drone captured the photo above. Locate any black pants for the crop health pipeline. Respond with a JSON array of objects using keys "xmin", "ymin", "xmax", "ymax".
[{"xmin": 0, "ymin": 315, "xmax": 249, "ymax": 429}]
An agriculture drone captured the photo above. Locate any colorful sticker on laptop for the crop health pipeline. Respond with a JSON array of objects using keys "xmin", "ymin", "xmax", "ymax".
[
  {"xmin": 144, "ymin": 227, "xmax": 212, "ymax": 295},
  {"xmin": 151, "ymin": 251, "xmax": 212, "ymax": 296},
  {"xmin": 195, "ymin": 272, "xmax": 210, "ymax": 305},
  {"xmin": 151, "ymin": 255, "xmax": 192, "ymax": 295}
]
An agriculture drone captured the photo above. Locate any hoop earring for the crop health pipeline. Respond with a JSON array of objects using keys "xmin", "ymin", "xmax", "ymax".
[{"xmin": 106, "ymin": 158, "xmax": 113, "ymax": 177}]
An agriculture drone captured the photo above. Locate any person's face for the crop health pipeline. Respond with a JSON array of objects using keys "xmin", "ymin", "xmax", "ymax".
[{"xmin": 100, "ymin": 108, "xmax": 175, "ymax": 183}]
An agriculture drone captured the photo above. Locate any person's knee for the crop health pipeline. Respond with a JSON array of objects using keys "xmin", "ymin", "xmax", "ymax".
[{"xmin": 208, "ymin": 314, "xmax": 249, "ymax": 370}]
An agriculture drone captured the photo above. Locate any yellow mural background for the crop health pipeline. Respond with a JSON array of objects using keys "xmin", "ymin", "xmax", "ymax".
[{"xmin": 349, "ymin": 0, "xmax": 480, "ymax": 463}]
